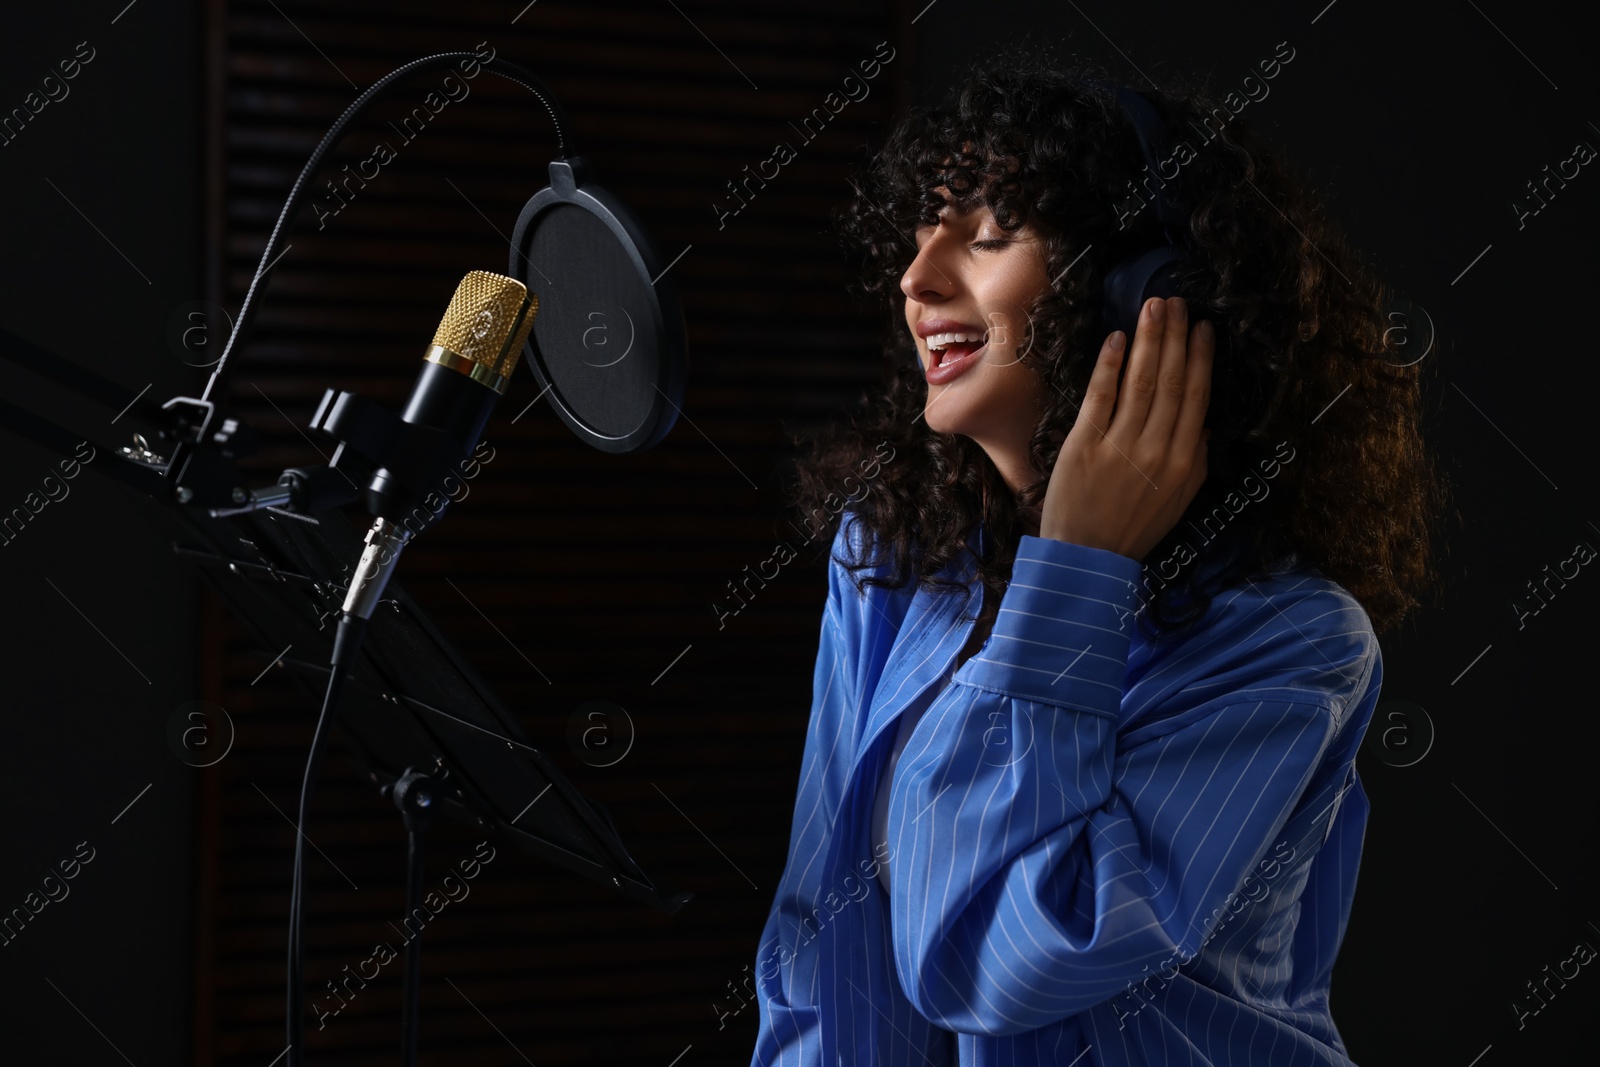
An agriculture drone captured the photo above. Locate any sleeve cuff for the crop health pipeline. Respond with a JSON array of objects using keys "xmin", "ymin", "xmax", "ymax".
[{"xmin": 959, "ymin": 535, "xmax": 1145, "ymax": 714}]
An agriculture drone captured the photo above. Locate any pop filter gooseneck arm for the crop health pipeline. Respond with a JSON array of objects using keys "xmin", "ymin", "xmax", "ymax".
[{"xmin": 197, "ymin": 52, "xmax": 571, "ymax": 408}]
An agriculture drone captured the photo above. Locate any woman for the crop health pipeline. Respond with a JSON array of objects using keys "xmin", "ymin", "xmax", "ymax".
[{"xmin": 751, "ymin": 52, "xmax": 1447, "ymax": 1067}]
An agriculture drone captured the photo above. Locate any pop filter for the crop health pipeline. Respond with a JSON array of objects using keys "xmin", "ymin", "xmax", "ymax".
[{"xmin": 509, "ymin": 157, "xmax": 688, "ymax": 454}]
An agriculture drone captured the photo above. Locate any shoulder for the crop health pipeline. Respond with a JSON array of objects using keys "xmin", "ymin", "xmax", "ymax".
[
  {"xmin": 1125, "ymin": 559, "xmax": 1381, "ymax": 743},
  {"xmin": 825, "ymin": 508, "xmax": 903, "ymax": 592},
  {"xmin": 822, "ymin": 509, "xmax": 922, "ymax": 638},
  {"xmin": 1199, "ymin": 561, "xmax": 1380, "ymax": 716}
]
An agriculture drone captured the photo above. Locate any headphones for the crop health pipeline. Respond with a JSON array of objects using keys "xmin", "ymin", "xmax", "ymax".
[
  {"xmin": 1088, "ymin": 79, "xmax": 1248, "ymax": 436},
  {"xmin": 1088, "ymin": 80, "xmax": 1196, "ymax": 345}
]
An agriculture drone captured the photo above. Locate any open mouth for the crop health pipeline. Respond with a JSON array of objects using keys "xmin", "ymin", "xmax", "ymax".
[{"xmin": 928, "ymin": 331, "xmax": 988, "ymax": 366}]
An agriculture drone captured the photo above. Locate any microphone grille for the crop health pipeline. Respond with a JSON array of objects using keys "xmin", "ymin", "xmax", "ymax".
[{"xmin": 429, "ymin": 270, "xmax": 539, "ymax": 388}]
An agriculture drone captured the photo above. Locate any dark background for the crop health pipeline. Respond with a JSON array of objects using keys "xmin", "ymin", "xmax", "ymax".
[{"xmin": 1, "ymin": 1, "xmax": 1595, "ymax": 1064}]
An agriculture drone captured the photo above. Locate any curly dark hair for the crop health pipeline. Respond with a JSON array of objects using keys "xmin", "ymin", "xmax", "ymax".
[{"xmin": 784, "ymin": 44, "xmax": 1453, "ymax": 648}]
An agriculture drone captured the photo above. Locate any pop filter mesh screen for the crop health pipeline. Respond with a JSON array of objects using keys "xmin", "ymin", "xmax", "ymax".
[{"xmin": 524, "ymin": 203, "xmax": 659, "ymax": 439}]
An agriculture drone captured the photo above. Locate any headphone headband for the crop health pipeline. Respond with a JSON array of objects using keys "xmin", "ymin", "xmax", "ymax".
[
  {"xmin": 1069, "ymin": 76, "xmax": 1187, "ymax": 238},
  {"xmin": 1109, "ymin": 86, "xmax": 1189, "ymax": 239},
  {"xmin": 1066, "ymin": 76, "xmax": 1194, "ymax": 346}
]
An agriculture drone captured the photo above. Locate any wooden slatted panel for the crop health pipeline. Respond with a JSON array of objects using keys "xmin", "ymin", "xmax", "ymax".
[{"xmin": 197, "ymin": 1, "xmax": 907, "ymax": 1064}]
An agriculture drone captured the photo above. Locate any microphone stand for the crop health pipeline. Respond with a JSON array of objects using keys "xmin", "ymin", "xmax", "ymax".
[
  {"xmin": 0, "ymin": 51, "xmax": 689, "ymax": 1067},
  {"xmin": 187, "ymin": 58, "xmax": 558, "ymax": 1064},
  {"xmin": 388, "ymin": 767, "xmax": 447, "ymax": 1066}
]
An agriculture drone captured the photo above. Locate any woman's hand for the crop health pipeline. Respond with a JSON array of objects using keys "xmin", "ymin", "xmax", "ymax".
[{"xmin": 1039, "ymin": 296, "xmax": 1214, "ymax": 562}]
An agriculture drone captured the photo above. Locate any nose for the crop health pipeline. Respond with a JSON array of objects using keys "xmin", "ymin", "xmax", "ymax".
[{"xmin": 900, "ymin": 232, "xmax": 955, "ymax": 304}]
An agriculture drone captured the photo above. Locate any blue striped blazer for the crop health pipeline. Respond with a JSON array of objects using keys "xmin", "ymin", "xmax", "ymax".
[{"xmin": 750, "ymin": 510, "xmax": 1381, "ymax": 1066}]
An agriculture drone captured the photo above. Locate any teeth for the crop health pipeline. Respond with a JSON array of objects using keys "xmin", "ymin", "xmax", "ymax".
[{"xmin": 927, "ymin": 330, "xmax": 987, "ymax": 351}]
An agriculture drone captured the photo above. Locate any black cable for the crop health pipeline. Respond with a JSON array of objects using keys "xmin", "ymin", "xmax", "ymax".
[
  {"xmin": 200, "ymin": 52, "xmax": 571, "ymax": 407},
  {"xmin": 287, "ymin": 612, "xmax": 368, "ymax": 1067}
]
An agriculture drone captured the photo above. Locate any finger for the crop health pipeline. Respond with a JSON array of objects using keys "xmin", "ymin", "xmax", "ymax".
[
  {"xmin": 1171, "ymin": 317, "xmax": 1215, "ymax": 454},
  {"xmin": 1141, "ymin": 296, "xmax": 1190, "ymax": 448},
  {"xmin": 1108, "ymin": 296, "xmax": 1167, "ymax": 446},
  {"xmin": 1072, "ymin": 329, "xmax": 1128, "ymax": 442}
]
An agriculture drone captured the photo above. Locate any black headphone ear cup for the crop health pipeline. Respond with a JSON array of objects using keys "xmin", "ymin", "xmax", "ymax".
[{"xmin": 1102, "ymin": 246, "xmax": 1185, "ymax": 343}]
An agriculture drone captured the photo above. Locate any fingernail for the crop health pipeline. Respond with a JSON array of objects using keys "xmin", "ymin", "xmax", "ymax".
[
  {"xmin": 1149, "ymin": 299, "xmax": 1165, "ymax": 321},
  {"xmin": 1198, "ymin": 319, "xmax": 1214, "ymax": 340}
]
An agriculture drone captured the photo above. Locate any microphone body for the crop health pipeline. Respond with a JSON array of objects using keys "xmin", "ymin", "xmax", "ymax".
[
  {"xmin": 366, "ymin": 361, "xmax": 499, "ymax": 523},
  {"xmin": 341, "ymin": 270, "xmax": 537, "ymax": 619}
]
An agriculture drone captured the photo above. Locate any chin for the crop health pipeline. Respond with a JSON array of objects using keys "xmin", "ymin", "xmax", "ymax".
[
  {"xmin": 923, "ymin": 377, "xmax": 985, "ymax": 434},
  {"xmin": 923, "ymin": 402, "xmax": 981, "ymax": 439}
]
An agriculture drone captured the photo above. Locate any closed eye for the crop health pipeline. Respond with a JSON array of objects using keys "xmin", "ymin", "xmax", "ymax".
[{"xmin": 970, "ymin": 238, "xmax": 1009, "ymax": 250}]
